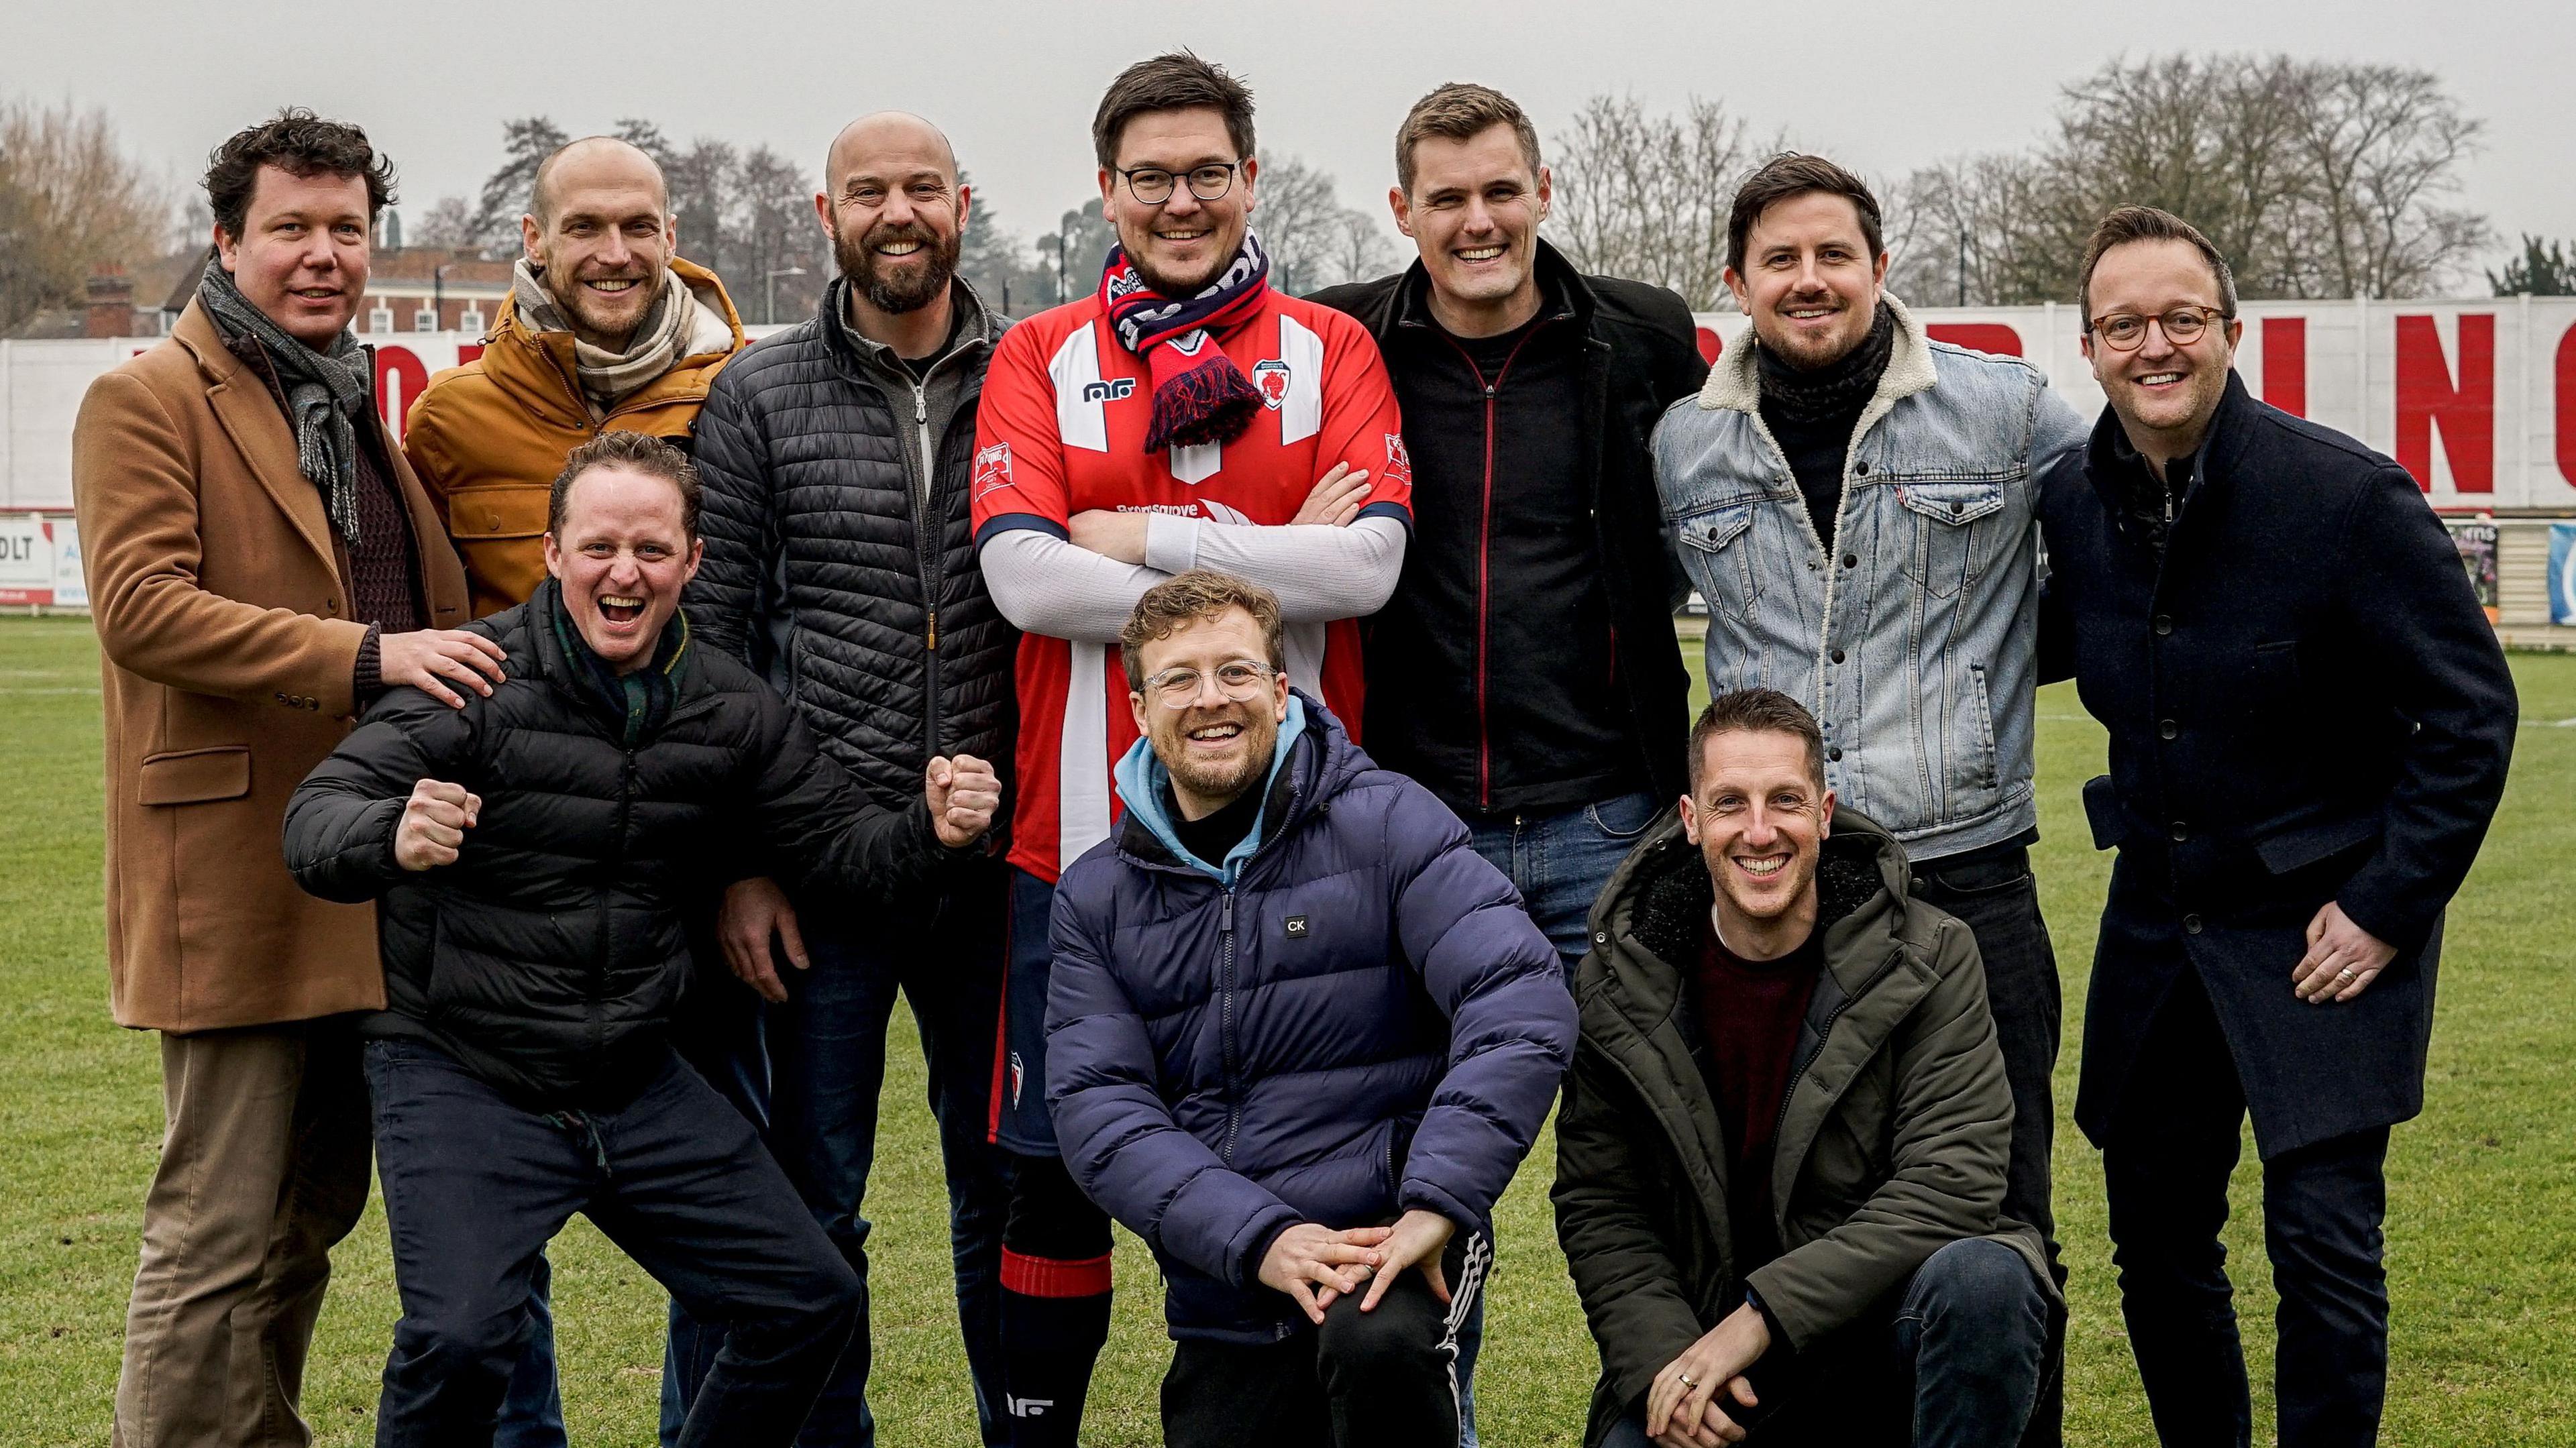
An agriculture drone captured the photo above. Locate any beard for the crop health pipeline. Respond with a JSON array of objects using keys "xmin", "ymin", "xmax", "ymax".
[
  {"xmin": 835, "ymin": 219, "xmax": 960, "ymax": 315},
  {"xmin": 1159, "ymin": 704, "xmax": 1278, "ymax": 805}
]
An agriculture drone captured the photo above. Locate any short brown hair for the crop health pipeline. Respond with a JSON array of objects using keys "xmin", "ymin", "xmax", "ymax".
[
  {"xmin": 205, "ymin": 109, "xmax": 397, "ymax": 240},
  {"xmin": 1688, "ymin": 688, "xmax": 1826, "ymax": 791},
  {"xmin": 548, "ymin": 431, "xmax": 702, "ymax": 540},
  {"xmin": 1093, "ymin": 51, "xmax": 1255, "ymax": 171},
  {"xmin": 1395, "ymin": 82, "xmax": 1542, "ymax": 195},
  {"xmin": 1119, "ymin": 570, "xmax": 1285, "ymax": 690},
  {"xmin": 1726, "ymin": 152, "xmax": 1882, "ymax": 278},
  {"xmin": 2076, "ymin": 205, "xmax": 2238, "ymax": 325}
]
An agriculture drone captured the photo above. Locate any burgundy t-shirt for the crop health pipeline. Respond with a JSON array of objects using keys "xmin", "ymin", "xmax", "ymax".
[{"xmin": 1694, "ymin": 922, "xmax": 1824, "ymax": 1271}]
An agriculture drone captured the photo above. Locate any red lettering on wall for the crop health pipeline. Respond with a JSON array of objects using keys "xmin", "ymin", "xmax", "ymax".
[
  {"xmin": 2261, "ymin": 317, "xmax": 2306, "ymax": 416},
  {"xmin": 2394, "ymin": 314, "xmax": 2495, "ymax": 492},
  {"xmin": 2557, "ymin": 323, "xmax": 2576, "ymax": 488},
  {"xmin": 1925, "ymin": 323, "xmax": 2022, "ymax": 357},
  {"xmin": 1695, "ymin": 327, "xmax": 1722, "ymax": 366},
  {"xmin": 374, "ymin": 345, "xmax": 429, "ymax": 442},
  {"xmin": 458, "ymin": 343, "xmax": 486, "ymax": 366}
]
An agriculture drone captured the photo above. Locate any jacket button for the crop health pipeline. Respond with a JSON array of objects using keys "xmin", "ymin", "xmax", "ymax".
[
  {"xmin": 2170, "ymin": 821, "xmax": 2188, "ymax": 842},
  {"xmin": 1854, "ymin": 461, "xmax": 1870, "ymax": 476},
  {"xmin": 1841, "ymin": 553, "xmax": 1859, "ymax": 569},
  {"xmin": 2184, "ymin": 913, "xmax": 2204, "ymax": 934},
  {"xmin": 1829, "ymin": 648, "xmax": 1846, "ymax": 664},
  {"xmin": 2153, "ymin": 615, "xmax": 2174, "ymax": 636},
  {"xmin": 1827, "ymin": 745, "xmax": 1843, "ymax": 762},
  {"xmin": 1595, "ymin": 932, "xmax": 1608, "ymax": 944},
  {"xmin": 2159, "ymin": 719, "xmax": 2178, "ymax": 740}
]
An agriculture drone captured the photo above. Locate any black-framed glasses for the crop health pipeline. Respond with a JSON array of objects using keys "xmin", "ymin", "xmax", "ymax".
[
  {"xmin": 2088, "ymin": 305, "xmax": 2231, "ymax": 351},
  {"xmin": 1140, "ymin": 659, "xmax": 1275, "ymax": 709},
  {"xmin": 1116, "ymin": 162, "xmax": 1242, "ymax": 207}
]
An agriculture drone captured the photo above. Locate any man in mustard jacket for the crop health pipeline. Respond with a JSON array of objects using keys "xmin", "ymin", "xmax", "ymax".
[
  {"xmin": 405, "ymin": 135, "xmax": 745, "ymax": 618},
  {"xmin": 72, "ymin": 110, "xmax": 482, "ymax": 1447}
]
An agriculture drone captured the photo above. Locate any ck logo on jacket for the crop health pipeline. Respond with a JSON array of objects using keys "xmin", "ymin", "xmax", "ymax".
[{"xmin": 1284, "ymin": 914, "xmax": 1310, "ymax": 938}]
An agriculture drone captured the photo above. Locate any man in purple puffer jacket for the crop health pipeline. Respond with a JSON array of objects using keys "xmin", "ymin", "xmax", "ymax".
[{"xmin": 1044, "ymin": 570, "xmax": 1575, "ymax": 1448}]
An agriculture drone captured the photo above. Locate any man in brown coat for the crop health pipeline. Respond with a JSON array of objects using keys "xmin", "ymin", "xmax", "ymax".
[
  {"xmin": 405, "ymin": 135, "xmax": 745, "ymax": 618},
  {"xmin": 72, "ymin": 109, "xmax": 485, "ymax": 1448}
]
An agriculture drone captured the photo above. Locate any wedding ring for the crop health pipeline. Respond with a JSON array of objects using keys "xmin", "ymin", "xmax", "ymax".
[
  {"xmin": 1678, "ymin": 1374, "xmax": 1698, "ymax": 1388},
  {"xmin": 2336, "ymin": 967, "xmax": 2357, "ymax": 983}
]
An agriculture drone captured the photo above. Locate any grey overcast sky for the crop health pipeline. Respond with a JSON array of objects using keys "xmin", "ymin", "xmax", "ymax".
[{"xmin": 9, "ymin": 0, "xmax": 2571, "ymax": 292}]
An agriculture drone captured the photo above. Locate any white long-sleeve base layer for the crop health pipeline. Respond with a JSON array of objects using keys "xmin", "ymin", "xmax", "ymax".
[{"xmin": 979, "ymin": 514, "xmax": 1407, "ymax": 646}]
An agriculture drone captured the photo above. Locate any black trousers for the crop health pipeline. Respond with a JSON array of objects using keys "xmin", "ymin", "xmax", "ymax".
[
  {"xmin": 364, "ymin": 1040, "xmax": 862, "ymax": 1448},
  {"xmin": 2101, "ymin": 967, "xmax": 2392, "ymax": 1448},
  {"xmin": 1162, "ymin": 1226, "xmax": 1489, "ymax": 1448},
  {"xmin": 1912, "ymin": 849, "xmax": 2065, "ymax": 1447}
]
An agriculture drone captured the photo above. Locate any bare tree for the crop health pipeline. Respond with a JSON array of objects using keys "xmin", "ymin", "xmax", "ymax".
[
  {"xmin": 732, "ymin": 145, "xmax": 824, "ymax": 323},
  {"xmin": 1892, "ymin": 55, "xmax": 2490, "ymax": 306},
  {"xmin": 1547, "ymin": 95, "xmax": 1768, "ymax": 309},
  {"xmin": 410, "ymin": 196, "xmax": 478, "ymax": 251},
  {"xmin": 1251, "ymin": 156, "xmax": 1399, "ymax": 295},
  {"xmin": 664, "ymin": 138, "xmax": 738, "ymax": 267},
  {"xmin": 468, "ymin": 116, "xmax": 569, "ymax": 247},
  {"xmin": 0, "ymin": 99, "xmax": 173, "ymax": 333}
]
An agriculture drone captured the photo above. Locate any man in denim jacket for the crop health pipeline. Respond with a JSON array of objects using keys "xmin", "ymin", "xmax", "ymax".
[{"xmin": 1650, "ymin": 153, "xmax": 2085, "ymax": 1445}]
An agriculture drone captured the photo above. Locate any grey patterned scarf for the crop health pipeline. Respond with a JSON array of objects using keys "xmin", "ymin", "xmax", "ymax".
[{"xmin": 199, "ymin": 262, "xmax": 372, "ymax": 543}]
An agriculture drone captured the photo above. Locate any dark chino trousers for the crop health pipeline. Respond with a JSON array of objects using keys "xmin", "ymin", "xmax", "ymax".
[
  {"xmin": 364, "ymin": 1040, "xmax": 861, "ymax": 1448},
  {"xmin": 664, "ymin": 865, "xmax": 1013, "ymax": 1448},
  {"xmin": 2102, "ymin": 966, "xmax": 2392, "ymax": 1448},
  {"xmin": 1911, "ymin": 846, "xmax": 2066, "ymax": 1447}
]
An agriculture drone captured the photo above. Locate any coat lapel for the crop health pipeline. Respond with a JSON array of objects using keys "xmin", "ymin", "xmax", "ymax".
[{"xmin": 178, "ymin": 304, "xmax": 343, "ymax": 577}]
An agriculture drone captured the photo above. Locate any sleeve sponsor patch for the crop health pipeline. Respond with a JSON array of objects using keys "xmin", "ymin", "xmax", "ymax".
[
  {"xmin": 973, "ymin": 441, "xmax": 1014, "ymax": 499},
  {"xmin": 1383, "ymin": 433, "xmax": 1413, "ymax": 488}
]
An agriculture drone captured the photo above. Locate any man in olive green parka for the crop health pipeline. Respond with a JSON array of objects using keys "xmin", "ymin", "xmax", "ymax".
[{"xmin": 1553, "ymin": 689, "xmax": 2057, "ymax": 1447}]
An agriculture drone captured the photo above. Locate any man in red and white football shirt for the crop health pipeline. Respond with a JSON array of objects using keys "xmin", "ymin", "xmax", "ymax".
[{"xmin": 968, "ymin": 51, "xmax": 1410, "ymax": 1448}]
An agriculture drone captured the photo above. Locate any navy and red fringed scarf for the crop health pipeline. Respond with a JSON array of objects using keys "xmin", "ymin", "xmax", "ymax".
[{"xmin": 1099, "ymin": 231, "xmax": 1271, "ymax": 452}]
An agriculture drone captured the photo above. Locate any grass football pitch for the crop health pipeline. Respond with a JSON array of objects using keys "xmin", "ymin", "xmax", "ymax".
[{"xmin": 2, "ymin": 614, "xmax": 2570, "ymax": 1445}]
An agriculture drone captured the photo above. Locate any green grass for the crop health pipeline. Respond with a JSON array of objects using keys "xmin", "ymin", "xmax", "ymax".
[{"xmin": 3, "ymin": 614, "xmax": 2571, "ymax": 1445}]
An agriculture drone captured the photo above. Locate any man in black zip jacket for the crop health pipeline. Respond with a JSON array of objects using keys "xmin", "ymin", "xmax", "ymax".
[
  {"xmin": 1309, "ymin": 82, "xmax": 1707, "ymax": 1442},
  {"xmin": 284, "ymin": 432, "xmax": 1000, "ymax": 1447},
  {"xmin": 1312, "ymin": 83, "xmax": 1707, "ymax": 971},
  {"xmin": 676, "ymin": 113, "xmax": 1020, "ymax": 1445}
]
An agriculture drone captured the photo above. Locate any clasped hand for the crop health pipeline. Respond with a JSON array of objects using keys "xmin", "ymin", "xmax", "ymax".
[
  {"xmin": 1646, "ymin": 1302, "xmax": 1771, "ymax": 1447},
  {"xmin": 1255, "ymin": 1208, "xmax": 1452, "ymax": 1325}
]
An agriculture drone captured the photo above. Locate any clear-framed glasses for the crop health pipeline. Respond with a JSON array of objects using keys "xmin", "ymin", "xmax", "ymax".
[
  {"xmin": 1117, "ymin": 162, "xmax": 1242, "ymax": 207},
  {"xmin": 2088, "ymin": 305, "xmax": 2231, "ymax": 351},
  {"xmin": 1142, "ymin": 659, "xmax": 1275, "ymax": 709}
]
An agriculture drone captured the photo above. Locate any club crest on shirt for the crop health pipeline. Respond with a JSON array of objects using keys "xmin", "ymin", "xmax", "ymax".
[
  {"xmin": 1383, "ymin": 433, "xmax": 1413, "ymax": 488},
  {"xmin": 1252, "ymin": 358, "xmax": 1291, "ymax": 410},
  {"xmin": 973, "ymin": 442, "xmax": 1013, "ymax": 499}
]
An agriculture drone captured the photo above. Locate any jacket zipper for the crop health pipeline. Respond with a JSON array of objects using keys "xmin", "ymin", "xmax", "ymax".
[
  {"xmin": 595, "ymin": 745, "xmax": 637, "ymax": 1075},
  {"xmin": 910, "ymin": 384, "xmax": 946, "ymax": 757},
  {"xmin": 1218, "ymin": 891, "xmax": 1242, "ymax": 1163},
  {"xmin": 1436, "ymin": 323, "xmax": 1550, "ymax": 811},
  {"xmin": 1762, "ymin": 946, "xmax": 1904, "ymax": 1237}
]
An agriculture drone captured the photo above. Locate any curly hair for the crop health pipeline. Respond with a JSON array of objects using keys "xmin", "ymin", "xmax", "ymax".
[
  {"xmin": 1119, "ymin": 570, "xmax": 1284, "ymax": 690},
  {"xmin": 547, "ymin": 431, "xmax": 702, "ymax": 540},
  {"xmin": 205, "ymin": 109, "xmax": 398, "ymax": 239}
]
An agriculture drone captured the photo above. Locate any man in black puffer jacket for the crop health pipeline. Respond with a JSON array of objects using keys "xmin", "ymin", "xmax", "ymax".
[
  {"xmin": 284, "ymin": 432, "xmax": 1000, "ymax": 1448},
  {"xmin": 677, "ymin": 111, "xmax": 1020, "ymax": 1445}
]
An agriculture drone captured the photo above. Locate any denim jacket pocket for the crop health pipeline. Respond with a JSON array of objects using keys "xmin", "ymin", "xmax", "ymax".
[
  {"xmin": 1893, "ymin": 480, "xmax": 2009, "ymax": 600},
  {"xmin": 1676, "ymin": 503, "xmax": 1762, "ymax": 620}
]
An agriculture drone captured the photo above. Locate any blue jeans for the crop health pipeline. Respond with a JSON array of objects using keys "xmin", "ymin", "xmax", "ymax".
[
  {"xmin": 1598, "ymin": 1239, "xmax": 2051, "ymax": 1447},
  {"xmin": 663, "ymin": 865, "xmax": 1012, "ymax": 1448},
  {"xmin": 1460, "ymin": 789, "xmax": 1658, "ymax": 1446},
  {"xmin": 365, "ymin": 1040, "xmax": 861, "ymax": 1448}
]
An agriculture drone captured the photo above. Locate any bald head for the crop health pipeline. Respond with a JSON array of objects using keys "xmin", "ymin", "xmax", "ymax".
[
  {"xmin": 532, "ymin": 136, "xmax": 668, "ymax": 226},
  {"xmin": 824, "ymin": 112, "xmax": 959, "ymax": 193}
]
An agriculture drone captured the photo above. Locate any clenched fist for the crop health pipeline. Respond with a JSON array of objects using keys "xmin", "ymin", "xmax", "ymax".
[
  {"xmin": 925, "ymin": 754, "xmax": 1000, "ymax": 848},
  {"xmin": 394, "ymin": 778, "xmax": 481, "ymax": 871}
]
